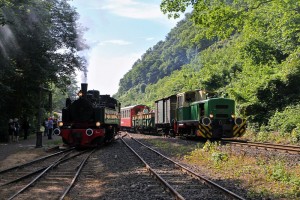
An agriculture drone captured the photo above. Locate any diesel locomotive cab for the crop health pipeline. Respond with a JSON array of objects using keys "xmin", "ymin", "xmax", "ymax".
[{"xmin": 174, "ymin": 90, "xmax": 246, "ymax": 139}]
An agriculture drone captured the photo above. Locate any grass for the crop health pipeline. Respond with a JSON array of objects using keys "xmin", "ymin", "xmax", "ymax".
[
  {"xmin": 147, "ymin": 139, "xmax": 300, "ymax": 199},
  {"xmin": 45, "ymin": 139, "xmax": 63, "ymax": 146},
  {"xmin": 146, "ymin": 139, "xmax": 201, "ymax": 158},
  {"xmin": 242, "ymin": 129, "xmax": 300, "ymax": 145}
]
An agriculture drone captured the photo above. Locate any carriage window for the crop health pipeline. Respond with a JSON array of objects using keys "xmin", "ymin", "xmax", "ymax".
[
  {"xmin": 185, "ymin": 93, "xmax": 195, "ymax": 102},
  {"xmin": 216, "ymin": 105, "xmax": 228, "ymax": 109},
  {"xmin": 178, "ymin": 96, "xmax": 184, "ymax": 107}
]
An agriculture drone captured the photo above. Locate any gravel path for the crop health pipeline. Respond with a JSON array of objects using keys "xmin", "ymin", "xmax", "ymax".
[{"xmin": 0, "ymin": 135, "xmax": 61, "ymax": 162}]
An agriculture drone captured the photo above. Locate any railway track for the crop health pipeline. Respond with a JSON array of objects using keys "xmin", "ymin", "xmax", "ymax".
[
  {"xmin": 0, "ymin": 148, "xmax": 96, "ymax": 200},
  {"xmin": 221, "ymin": 139, "xmax": 300, "ymax": 154},
  {"xmin": 121, "ymin": 133, "xmax": 246, "ymax": 200}
]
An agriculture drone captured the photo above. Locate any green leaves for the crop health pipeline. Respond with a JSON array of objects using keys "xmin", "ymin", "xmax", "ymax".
[{"xmin": 0, "ymin": 0, "xmax": 87, "ymax": 138}]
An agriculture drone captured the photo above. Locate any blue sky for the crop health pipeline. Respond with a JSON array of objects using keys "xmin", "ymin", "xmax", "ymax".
[{"xmin": 69, "ymin": 0, "xmax": 183, "ymax": 96}]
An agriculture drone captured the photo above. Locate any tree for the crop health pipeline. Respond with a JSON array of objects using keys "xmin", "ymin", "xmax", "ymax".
[
  {"xmin": 0, "ymin": 0, "xmax": 87, "ymax": 141},
  {"xmin": 161, "ymin": 0, "xmax": 300, "ymax": 41}
]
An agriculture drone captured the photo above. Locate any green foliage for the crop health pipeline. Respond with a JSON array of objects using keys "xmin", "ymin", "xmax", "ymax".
[
  {"xmin": 268, "ymin": 162, "xmax": 291, "ymax": 183},
  {"xmin": 268, "ymin": 104, "xmax": 300, "ymax": 135},
  {"xmin": 211, "ymin": 151, "xmax": 229, "ymax": 164},
  {"xmin": 117, "ymin": 14, "xmax": 214, "ymax": 96},
  {"xmin": 291, "ymin": 124, "xmax": 300, "ymax": 143},
  {"xmin": 0, "ymin": 0, "xmax": 86, "ymax": 141},
  {"xmin": 202, "ymin": 141, "xmax": 228, "ymax": 166},
  {"xmin": 255, "ymin": 130, "xmax": 270, "ymax": 143},
  {"xmin": 117, "ymin": 0, "xmax": 300, "ymax": 136}
]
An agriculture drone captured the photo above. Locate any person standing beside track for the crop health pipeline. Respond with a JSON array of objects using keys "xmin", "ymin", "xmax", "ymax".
[
  {"xmin": 13, "ymin": 118, "xmax": 20, "ymax": 142},
  {"xmin": 8, "ymin": 119, "xmax": 14, "ymax": 143},
  {"xmin": 47, "ymin": 118, "xmax": 53, "ymax": 140}
]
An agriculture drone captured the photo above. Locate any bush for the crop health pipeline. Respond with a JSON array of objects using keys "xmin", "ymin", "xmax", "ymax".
[
  {"xmin": 291, "ymin": 124, "xmax": 300, "ymax": 143},
  {"xmin": 211, "ymin": 152, "xmax": 228, "ymax": 164},
  {"xmin": 268, "ymin": 162, "xmax": 291, "ymax": 183},
  {"xmin": 256, "ymin": 131, "xmax": 269, "ymax": 142},
  {"xmin": 268, "ymin": 104, "xmax": 300, "ymax": 135}
]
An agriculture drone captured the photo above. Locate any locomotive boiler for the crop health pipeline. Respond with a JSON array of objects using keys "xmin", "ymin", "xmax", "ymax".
[{"xmin": 54, "ymin": 83, "xmax": 120, "ymax": 147}]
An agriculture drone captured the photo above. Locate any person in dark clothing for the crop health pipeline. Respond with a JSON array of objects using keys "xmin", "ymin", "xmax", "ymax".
[
  {"xmin": 22, "ymin": 118, "xmax": 30, "ymax": 140},
  {"xmin": 47, "ymin": 118, "xmax": 53, "ymax": 139},
  {"xmin": 43, "ymin": 118, "xmax": 48, "ymax": 136},
  {"xmin": 13, "ymin": 118, "xmax": 20, "ymax": 142},
  {"xmin": 8, "ymin": 119, "xmax": 14, "ymax": 143}
]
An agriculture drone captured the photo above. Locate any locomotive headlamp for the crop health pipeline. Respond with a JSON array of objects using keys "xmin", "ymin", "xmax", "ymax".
[
  {"xmin": 202, "ymin": 117, "xmax": 211, "ymax": 126},
  {"xmin": 58, "ymin": 121, "xmax": 63, "ymax": 127},
  {"xmin": 78, "ymin": 90, "xmax": 83, "ymax": 97},
  {"xmin": 235, "ymin": 117, "xmax": 243, "ymax": 126},
  {"xmin": 209, "ymin": 113, "xmax": 214, "ymax": 118},
  {"xmin": 96, "ymin": 122, "xmax": 101, "ymax": 127},
  {"xmin": 53, "ymin": 128, "xmax": 61, "ymax": 135},
  {"xmin": 86, "ymin": 128, "xmax": 93, "ymax": 136}
]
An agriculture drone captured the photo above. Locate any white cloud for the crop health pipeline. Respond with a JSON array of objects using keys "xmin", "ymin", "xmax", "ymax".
[
  {"xmin": 95, "ymin": 0, "xmax": 182, "ymax": 26},
  {"xmin": 99, "ymin": 0, "xmax": 162, "ymax": 19},
  {"xmin": 84, "ymin": 49, "xmax": 142, "ymax": 95},
  {"xmin": 98, "ymin": 40, "xmax": 132, "ymax": 46}
]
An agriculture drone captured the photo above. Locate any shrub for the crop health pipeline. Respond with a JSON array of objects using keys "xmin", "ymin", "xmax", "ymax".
[
  {"xmin": 268, "ymin": 104, "xmax": 300, "ymax": 135},
  {"xmin": 211, "ymin": 152, "xmax": 228, "ymax": 164},
  {"xmin": 268, "ymin": 162, "xmax": 291, "ymax": 183},
  {"xmin": 291, "ymin": 124, "xmax": 300, "ymax": 143},
  {"xmin": 256, "ymin": 131, "xmax": 269, "ymax": 142}
]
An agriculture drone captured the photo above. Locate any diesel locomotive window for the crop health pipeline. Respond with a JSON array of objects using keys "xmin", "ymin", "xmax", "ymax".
[{"xmin": 216, "ymin": 105, "xmax": 228, "ymax": 109}]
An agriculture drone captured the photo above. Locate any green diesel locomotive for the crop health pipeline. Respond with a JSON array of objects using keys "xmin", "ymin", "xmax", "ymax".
[{"xmin": 129, "ymin": 89, "xmax": 246, "ymax": 139}]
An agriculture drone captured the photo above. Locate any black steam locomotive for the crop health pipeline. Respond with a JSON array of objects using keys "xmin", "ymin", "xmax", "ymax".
[{"xmin": 54, "ymin": 83, "xmax": 121, "ymax": 147}]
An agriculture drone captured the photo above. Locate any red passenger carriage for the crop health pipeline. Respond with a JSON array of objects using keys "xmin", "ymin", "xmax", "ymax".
[{"xmin": 120, "ymin": 105, "xmax": 149, "ymax": 131}]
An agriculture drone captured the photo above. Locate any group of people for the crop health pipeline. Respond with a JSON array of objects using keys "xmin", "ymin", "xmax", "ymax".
[
  {"xmin": 42, "ymin": 117, "xmax": 58, "ymax": 140},
  {"xmin": 8, "ymin": 118, "xmax": 30, "ymax": 142}
]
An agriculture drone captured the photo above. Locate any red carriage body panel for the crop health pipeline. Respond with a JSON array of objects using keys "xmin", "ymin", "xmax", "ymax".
[{"xmin": 121, "ymin": 105, "xmax": 149, "ymax": 129}]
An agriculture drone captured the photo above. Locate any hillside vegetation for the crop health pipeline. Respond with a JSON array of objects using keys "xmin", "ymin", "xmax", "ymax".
[{"xmin": 115, "ymin": 0, "xmax": 300, "ymax": 143}]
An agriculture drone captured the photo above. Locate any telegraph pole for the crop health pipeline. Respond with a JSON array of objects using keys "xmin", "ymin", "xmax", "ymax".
[{"xmin": 36, "ymin": 85, "xmax": 51, "ymax": 148}]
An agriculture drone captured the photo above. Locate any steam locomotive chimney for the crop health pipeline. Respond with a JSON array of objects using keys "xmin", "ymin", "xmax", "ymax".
[{"xmin": 81, "ymin": 83, "xmax": 88, "ymax": 97}]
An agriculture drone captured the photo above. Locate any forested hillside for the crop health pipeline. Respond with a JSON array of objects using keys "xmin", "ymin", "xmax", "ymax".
[
  {"xmin": 115, "ymin": 0, "xmax": 300, "ymax": 142},
  {"xmin": 117, "ymin": 14, "xmax": 214, "ymax": 95}
]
